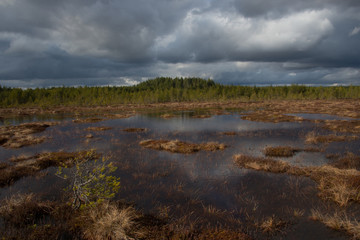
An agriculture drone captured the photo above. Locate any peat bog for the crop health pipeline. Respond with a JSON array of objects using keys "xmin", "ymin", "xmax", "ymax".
[{"xmin": 0, "ymin": 100, "xmax": 360, "ymax": 239}]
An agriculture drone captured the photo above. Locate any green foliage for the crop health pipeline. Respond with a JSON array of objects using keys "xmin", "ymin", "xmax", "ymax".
[
  {"xmin": 1, "ymin": 78, "xmax": 360, "ymax": 107},
  {"xmin": 56, "ymin": 150, "xmax": 120, "ymax": 209}
]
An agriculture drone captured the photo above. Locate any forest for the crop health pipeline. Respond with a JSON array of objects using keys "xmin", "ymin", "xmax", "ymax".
[{"xmin": 1, "ymin": 77, "xmax": 360, "ymax": 107}]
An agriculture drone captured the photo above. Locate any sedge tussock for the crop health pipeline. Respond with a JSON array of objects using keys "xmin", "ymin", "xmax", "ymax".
[
  {"xmin": 234, "ymin": 154, "xmax": 360, "ymax": 206},
  {"xmin": 310, "ymin": 209, "xmax": 360, "ymax": 239}
]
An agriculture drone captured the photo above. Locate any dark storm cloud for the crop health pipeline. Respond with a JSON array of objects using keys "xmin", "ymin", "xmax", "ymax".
[
  {"xmin": 230, "ymin": 0, "xmax": 360, "ymax": 18},
  {"xmin": 0, "ymin": 0, "xmax": 359, "ymax": 87}
]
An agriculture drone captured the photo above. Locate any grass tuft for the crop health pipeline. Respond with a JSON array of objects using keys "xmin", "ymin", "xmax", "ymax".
[
  {"xmin": 305, "ymin": 131, "xmax": 359, "ymax": 144},
  {"xmin": 310, "ymin": 209, "xmax": 360, "ymax": 239},
  {"xmin": 81, "ymin": 201, "xmax": 144, "ymax": 240},
  {"xmin": 0, "ymin": 193, "xmax": 54, "ymax": 226},
  {"xmin": 0, "ymin": 151, "xmax": 98, "ymax": 187},
  {"xmin": 234, "ymin": 154, "xmax": 360, "ymax": 206},
  {"xmin": 140, "ymin": 139, "xmax": 226, "ymax": 154},
  {"xmin": 0, "ymin": 121, "xmax": 58, "ymax": 148},
  {"xmin": 257, "ymin": 215, "xmax": 287, "ymax": 235},
  {"xmin": 123, "ymin": 128, "xmax": 147, "ymax": 132},
  {"xmin": 264, "ymin": 146, "xmax": 299, "ymax": 157}
]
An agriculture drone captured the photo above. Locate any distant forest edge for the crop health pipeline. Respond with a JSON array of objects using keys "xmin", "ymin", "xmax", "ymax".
[{"xmin": 1, "ymin": 77, "xmax": 360, "ymax": 107}]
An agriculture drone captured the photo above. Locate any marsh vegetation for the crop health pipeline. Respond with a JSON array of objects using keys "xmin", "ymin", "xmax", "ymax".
[{"xmin": 0, "ymin": 81, "xmax": 360, "ymax": 239}]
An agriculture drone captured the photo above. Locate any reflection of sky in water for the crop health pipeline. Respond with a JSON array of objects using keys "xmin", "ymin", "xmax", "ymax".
[
  {"xmin": 1, "ymin": 112, "xmax": 360, "ymax": 239},
  {"xmin": 105, "ymin": 114, "xmax": 306, "ymax": 133},
  {"xmin": 0, "ymin": 113, "xmax": 72, "ymax": 126}
]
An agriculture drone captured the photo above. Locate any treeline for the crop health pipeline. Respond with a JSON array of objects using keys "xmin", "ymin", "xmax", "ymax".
[{"xmin": 1, "ymin": 77, "xmax": 360, "ymax": 107}]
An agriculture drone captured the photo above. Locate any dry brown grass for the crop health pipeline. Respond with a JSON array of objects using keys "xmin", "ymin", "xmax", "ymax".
[
  {"xmin": 222, "ymin": 131, "xmax": 237, "ymax": 136},
  {"xmin": 233, "ymin": 154, "xmax": 305, "ymax": 175},
  {"xmin": 0, "ymin": 121, "xmax": 58, "ymax": 148},
  {"xmin": 0, "ymin": 193, "xmax": 54, "ymax": 226},
  {"xmin": 0, "ymin": 151, "xmax": 98, "ymax": 187},
  {"xmin": 140, "ymin": 139, "xmax": 226, "ymax": 154},
  {"xmin": 257, "ymin": 215, "xmax": 287, "ymax": 234},
  {"xmin": 310, "ymin": 209, "xmax": 360, "ymax": 239},
  {"xmin": 0, "ymin": 162, "xmax": 8, "ymax": 170},
  {"xmin": 264, "ymin": 146, "xmax": 300, "ymax": 157},
  {"xmin": 331, "ymin": 152, "xmax": 360, "ymax": 170},
  {"xmin": 160, "ymin": 113, "xmax": 175, "ymax": 119},
  {"xmin": 323, "ymin": 120, "xmax": 360, "ymax": 133},
  {"xmin": 191, "ymin": 114, "xmax": 211, "ymax": 119},
  {"xmin": 292, "ymin": 208, "xmax": 305, "ymax": 217},
  {"xmin": 305, "ymin": 131, "xmax": 359, "ymax": 144},
  {"xmin": 241, "ymin": 110, "xmax": 304, "ymax": 123},
  {"xmin": 81, "ymin": 201, "xmax": 144, "ymax": 240},
  {"xmin": 105, "ymin": 113, "xmax": 134, "ymax": 119},
  {"xmin": 234, "ymin": 154, "xmax": 360, "ymax": 206},
  {"xmin": 123, "ymin": 128, "xmax": 147, "ymax": 133},
  {"xmin": 86, "ymin": 126, "xmax": 112, "ymax": 131},
  {"xmin": 85, "ymin": 134, "xmax": 94, "ymax": 139},
  {"xmin": 190, "ymin": 228, "xmax": 251, "ymax": 240},
  {"xmin": 2, "ymin": 99, "xmax": 359, "ymax": 120},
  {"xmin": 73, "ymin": 117, "xmax": 103, "ymax": 123}
]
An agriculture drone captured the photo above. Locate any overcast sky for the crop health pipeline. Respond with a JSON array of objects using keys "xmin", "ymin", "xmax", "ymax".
[{"xmin": 0, "ymin": 0, "xmax": 359, "ymax": 87}]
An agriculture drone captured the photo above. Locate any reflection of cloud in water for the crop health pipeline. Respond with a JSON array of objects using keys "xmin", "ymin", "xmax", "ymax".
[
  {"xmin": 155, "ymin": 149, "xmax": 249, "ymax": 181},
  {"xmin": 113, "ymin": 114, "xmax": 303, "ymax": 133}
]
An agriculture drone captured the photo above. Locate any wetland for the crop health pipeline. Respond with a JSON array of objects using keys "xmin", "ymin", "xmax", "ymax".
[{"xmin": 1, "ymin": 99, "xmax": 360, "ymax": 239}]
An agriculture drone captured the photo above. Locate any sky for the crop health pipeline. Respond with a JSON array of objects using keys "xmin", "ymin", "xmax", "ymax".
[{"xmin": 0, "ymin": 0, "xmax": 359, "ymax": 88}]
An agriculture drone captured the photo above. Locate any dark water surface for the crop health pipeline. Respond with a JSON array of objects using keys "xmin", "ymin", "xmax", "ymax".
[{"xmin": 1, "ymin": 112, "xmax": 359, "ymax": 239}]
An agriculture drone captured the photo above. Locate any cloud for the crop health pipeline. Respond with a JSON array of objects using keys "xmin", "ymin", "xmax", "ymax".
[
  {"xmin": 349, "ymin": 26, "xmax": 360, "ymax": 36},
  {"xmin": 156, "ymin": 9, "xmax": 334, "ymax": 63},
  {"xmin": 0, "ymin": 0, "xmax": 359, "ymax": 87}
]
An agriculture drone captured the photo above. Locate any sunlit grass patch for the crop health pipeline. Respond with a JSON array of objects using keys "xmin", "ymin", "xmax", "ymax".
[
  {"xmin": 86, "ymin": 126, "xmax": 112, "ymax": 131},
  {"xmin": 140, "ymin": 139, "xmax": 226, "ymax": 154},
  {"xmin": 305, "ymin": 131, "xmax": 359, "ymax": 144},
  {"xmin": 264, "ymin": 146, "xmax": 300, "ymax": 157},
  {"xmin": 81, "ymin": 201, "xmax": 145, "ymax": 240},
  {"xmin": 233, "ymin": 154, "xmax": 304, "ymax": 174},
  {"xmin": 73, "ymin": 117, "xmax": 103, "ymax": 123},
  {"xmin": 323, "ymin": 120, "xmax": 360, "ymax": 133},
  {"xmin": 242, "ymin": 110, "xmax": 304, "ymax": 123},
  {"xmin": 257, "ymin": 215, "xmax": 287, "ymax": 235},
  {"xmin": 0, "ymin": 121, "xmax": 58, "ymax": 148}
]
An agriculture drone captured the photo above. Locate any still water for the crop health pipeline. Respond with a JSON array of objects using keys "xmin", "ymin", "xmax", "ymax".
[{"xmin": 1, "ymin": 112, "xmax": 358, "ymax": 239}]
